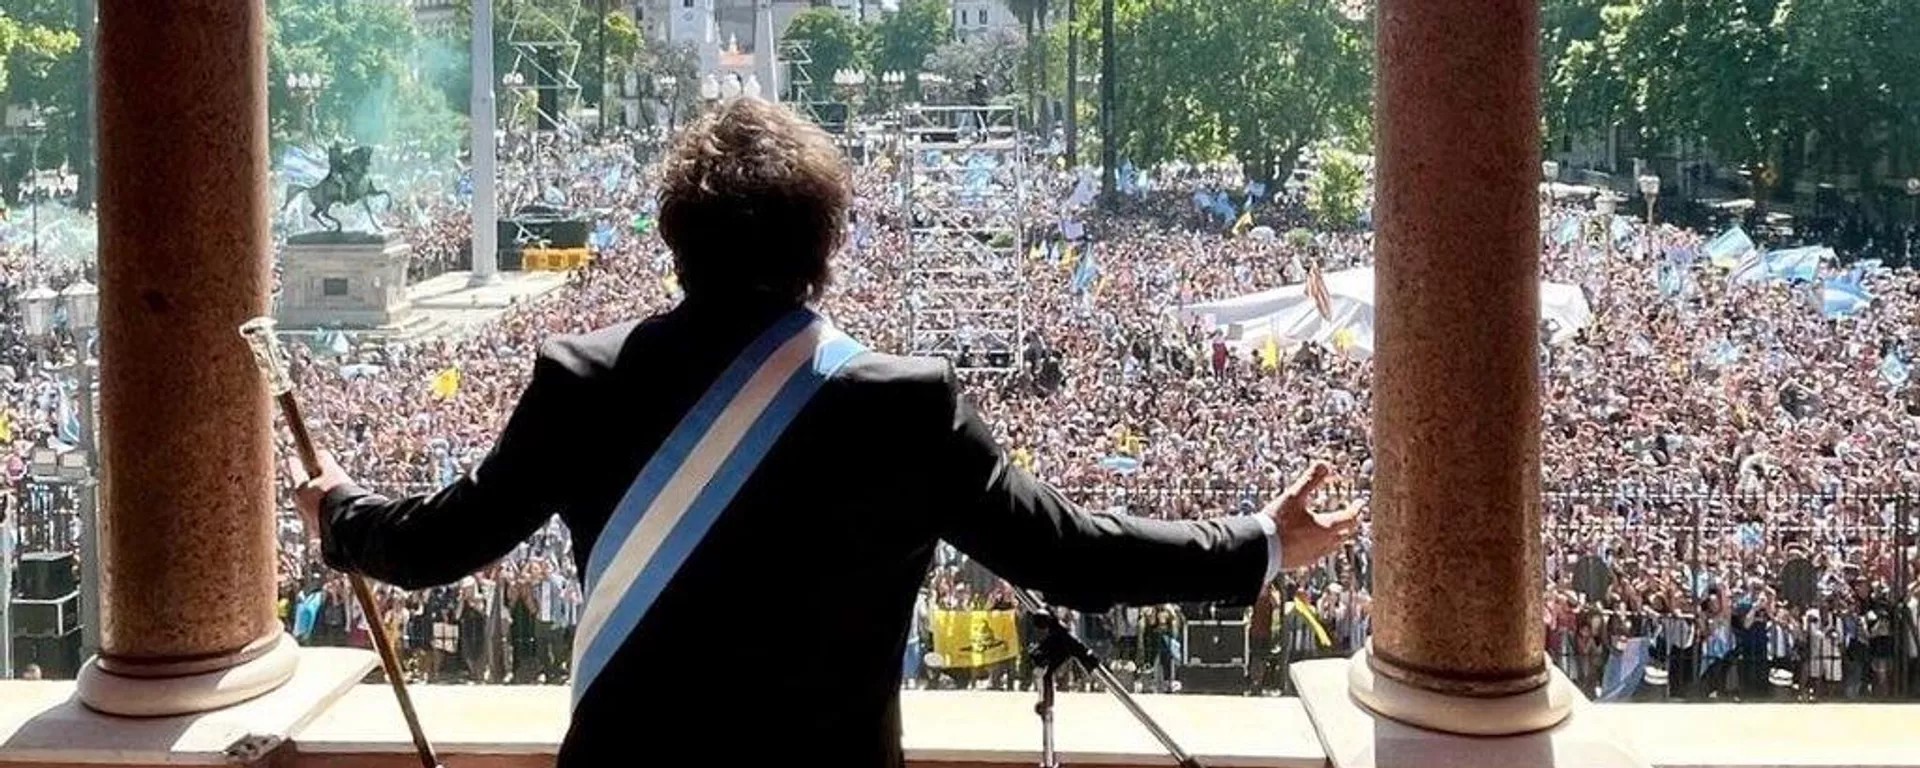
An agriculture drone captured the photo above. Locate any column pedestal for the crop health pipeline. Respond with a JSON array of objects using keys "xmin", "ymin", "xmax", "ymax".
[
  {"xmin": 1347, "ymin": 644, "xmax": 1575, "ymax": 736},
  {"xmin": 1294, "ymin": 658, "xmax": 1647, "ymax": 768},
  {"xmin": 76, "ymin": 632, "xmax": 300, "ymax": 717}
]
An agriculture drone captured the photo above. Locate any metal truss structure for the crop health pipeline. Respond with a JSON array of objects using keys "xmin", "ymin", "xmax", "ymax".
[
  {"xmin": 778, "ymin": 39, "xmax": 822, "ymax": 125},
  {"xmin": 899, "ymin": 104, "xmax": 1025, "ymax": 373},
  {"xmin": 505, "ymin": 0, "xmax": 584, "ymax": 133}
]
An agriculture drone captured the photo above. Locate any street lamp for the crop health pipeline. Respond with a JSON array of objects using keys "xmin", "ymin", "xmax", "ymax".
[
  {"xmin": 655, "ymin": 75, "xmax": 679, "ymax": 135},
  {"xmin": 1637, "ymin": 174, "xmax": 1661, "ymax": 259},
  {"xmin": 1637, "ymin": 174, "xmax": 1661, "ymax": 224},
  {"xmin": 720, "ymin": 73, "xmax": 743, "ymax": 101},
  {"xmin": 1542, "ymin": 159, "xmax": 1560, "ymax": 182},
  {"xmin": 6, "ymin": 105, "xmax": 48, "ymax": 264},
  {"xmin": 17, "ymin": 285, "xmax": 58, "ymax": 342},
  {"xmin": 284, "ymin": 72, "xmax": 328, "ymax": 144},
  {"xmin": 699, "ymin": 73, "xmax": 721, "ymax": 108},
  {"xmin": 8, "ymin": 279, "xmax": 102, "ymax": 672},
  {"xmin": 742, "ymin": 74, "xmax": 762, "ymax": 101}
]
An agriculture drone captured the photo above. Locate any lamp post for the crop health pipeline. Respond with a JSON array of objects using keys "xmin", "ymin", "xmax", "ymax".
[
  {"xmin": 833, "ymin": 68, "xmax": 866, "ymax": 126},
  {"xmin": 1638, "ymin": 173, "xmax": 1661, "ymax": 259},
  {"xmin": 699, "ymin": 73, "xmax": 721, "ymax": 111},
  {"xmin": 11, "ymin": 281, "xmax": 101, "ymax": 672},
  {"xmin": 6, "ymin": 106, "xmax": 48, "ymax": 265},
  {"xmin": 1540, "ymin": 160, "xmax": 1560, "ymax": 211},
  {"xmin": 655, "ymin": 75, "xmax": 679, "ymax": 136},
  {"xmin": 284, "ymin": 72, "xmax": 327, "ymax": 144}
]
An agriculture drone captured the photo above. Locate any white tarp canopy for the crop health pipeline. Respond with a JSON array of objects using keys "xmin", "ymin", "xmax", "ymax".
[{"xmin": 1178, "ymin": 267, "xmax": 1594, "ymax": 360}]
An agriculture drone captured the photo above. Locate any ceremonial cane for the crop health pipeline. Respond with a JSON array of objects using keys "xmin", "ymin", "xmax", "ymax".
[{"xmin": 241, "ymin": 318, "xmax": 444, "ymax": 768}]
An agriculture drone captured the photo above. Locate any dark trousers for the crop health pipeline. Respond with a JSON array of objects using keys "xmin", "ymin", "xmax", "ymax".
[{"xmin": 1668, "ymin": 645, "xmax": 1697, "ymax": 699}]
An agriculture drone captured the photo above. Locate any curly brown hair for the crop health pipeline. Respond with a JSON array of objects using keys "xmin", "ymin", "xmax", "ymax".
[{"xmin": 657, "ymin": 98, "xmax": 850, "ymax": 304}]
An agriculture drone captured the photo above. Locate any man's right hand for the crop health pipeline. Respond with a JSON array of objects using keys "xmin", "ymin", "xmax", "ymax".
[{"xmin": 1266, "ymin": 462, "xmax": 1362, "ymax": 569}]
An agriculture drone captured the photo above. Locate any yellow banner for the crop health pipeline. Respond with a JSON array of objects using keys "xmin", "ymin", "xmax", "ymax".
[{"xmin": 929, "ymin": 609, "xmax": 1021, "ymax": 668}]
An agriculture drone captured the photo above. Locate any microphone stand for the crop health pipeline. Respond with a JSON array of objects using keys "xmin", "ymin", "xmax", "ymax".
[{"xmin": 1012, "ymin": 588, "xmax": 1202, "ymax": 768}]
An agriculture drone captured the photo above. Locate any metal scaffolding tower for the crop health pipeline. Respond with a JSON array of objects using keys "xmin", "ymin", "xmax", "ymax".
[
  {"xmin": 900, "ymin": 104, "xmax": 1025, "ymax": 373},
  {"xmin": 505, "ymin": 0, "xmax": 584, "ymax": 133},
  {"xmin": 778, "ymin": 39, "xmax": 821, "ymax": 125}
]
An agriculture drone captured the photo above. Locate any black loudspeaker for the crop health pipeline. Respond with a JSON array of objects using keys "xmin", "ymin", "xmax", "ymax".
[
  {"xmin": 500, "ymin": 211, "xmax": 589, "ymax": 251},
  {"xmin": 17, "ymin": 552, "xmax": 76, "ymax": 600},
  {"xmin": 1183, "ymin": 620, "xmax": 1249, "ymax": 666},
  {"xmin": 1177, "ymin": 663, "xmax": 1249, "ymax": 695},
  {"xmin": 12, "ymin": 592, "xmax": 81, "ymax": 637},
  {"xmin": 12, "ymin": 628, "xmax": 82, "ymax": 680},
  {"xmin": 536, "ymin": 51, "xmax": 561, "ymax": 131}
]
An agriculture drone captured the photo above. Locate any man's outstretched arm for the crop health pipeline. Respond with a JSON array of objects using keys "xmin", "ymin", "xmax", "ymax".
[
  {"xmin": 926, "ymin": 371, "xmax": 1357, "ymax": 612},
  {"xmin": 296, "ymin": 346, "xmax": 585, "ymax": 590}
]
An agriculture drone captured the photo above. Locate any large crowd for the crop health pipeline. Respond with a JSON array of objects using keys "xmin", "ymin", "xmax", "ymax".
[{"xmin": 2, "ymin": 120, "xmax": 1916, "ymax": 700}]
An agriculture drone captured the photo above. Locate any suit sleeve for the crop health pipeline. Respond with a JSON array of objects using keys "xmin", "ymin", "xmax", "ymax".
[
  {"xmin": 319, "ymin": 344, "xmax": 584, "ymax": 590},
  {"xmin": 925, "ymin": 369, "xmax": 1270, "ymax": 612}
]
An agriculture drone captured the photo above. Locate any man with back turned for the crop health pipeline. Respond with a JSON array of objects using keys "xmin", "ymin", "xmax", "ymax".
[{"xmin": 295, "ymin": 99, "xmax": 1358, "ymax": 766}]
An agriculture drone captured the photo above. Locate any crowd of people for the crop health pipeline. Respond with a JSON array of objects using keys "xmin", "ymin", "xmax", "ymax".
[{"xmin": 2, "ymin": 116, "xmax": 1916, "ymax": 699}]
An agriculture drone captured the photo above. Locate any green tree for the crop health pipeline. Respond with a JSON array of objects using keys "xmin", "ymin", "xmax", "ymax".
[
  {"xmin": 782, "ymin": 7, "xmax": 865, "ymax": 103},
  {"xmin": 269, "ymin": 0, "xmax": 461, "ymax": 153},
  {"xmin": 925, "ymin": 28, "xmax": 1024, "ymax": 104},
  {"xmin": 1307, "ymin": 147, "xmax": 1365, "ymax": 229},
  {"xmin": 1547, "ymin": 0, "xmax": 1920, "ymax": 198},
  {"xmin": 0, "ymin": 3, "xmax": 81, "ymax": 195},
  {"xmin": 1089, "ymin": 0, "xmax": 1371, "ymax": 182},
  {"xmin": 867, "ymin": 0, "xmax": 950, "ymax": 96}
]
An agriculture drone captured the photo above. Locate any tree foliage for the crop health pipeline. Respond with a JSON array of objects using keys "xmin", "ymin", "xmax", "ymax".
[
  {"xmin": 1547, "ymin": 0, "xmax": 1920, "ymax": 192},
  {"xmin": 1307, "ymin": 147, "xmax": 1365, "ymax": 229},
  {"xmin": 1089, "ymin": 0, "xmax": 1372, "ymax": 181},
  {"xmin": 782, "ymin": 7, "xmax": 865, "ymax": 102},
  {"xmin": 0, "ymin": 1, "xmax": 81, "ymax": 190},
  {"xmin": 867, "ymin": 0, "xmax": 950, "ymax": 95},
  {"xmin": 925, "ymin": 27, "xmax": 1025, "ymax": 104},
  {"xmin": 268, "ymin": 0, "xmax": 462, "ymax": 153}
]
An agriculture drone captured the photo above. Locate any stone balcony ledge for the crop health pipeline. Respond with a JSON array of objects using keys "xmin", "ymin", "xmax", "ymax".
[{"xmin": 2, "ymin": 652, "xmax": 1918, "ymax": 768}]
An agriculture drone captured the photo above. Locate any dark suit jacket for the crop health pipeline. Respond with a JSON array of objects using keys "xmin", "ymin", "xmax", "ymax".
[{"xmin": 319, "ymin": 292, "xmax": 1271, "ymax": 766}]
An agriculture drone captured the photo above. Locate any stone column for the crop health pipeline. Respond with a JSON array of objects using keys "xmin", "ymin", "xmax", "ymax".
[
  {"xmin": 79, "ymin": 0, "xmax": 297, "ymax": 716},
  {"xmin": 1353, "ymin": 0, "xmax": 1571, "ymax": 734}
]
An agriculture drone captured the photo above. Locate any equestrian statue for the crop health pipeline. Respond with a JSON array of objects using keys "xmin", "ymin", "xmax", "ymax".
[{"xmin": 282, "ymin": 144, "xmax": 392, "ymax": 233}]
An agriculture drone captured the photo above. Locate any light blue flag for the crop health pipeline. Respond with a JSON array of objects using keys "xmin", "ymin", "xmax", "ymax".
[
  {"xmin": 1191, "ymin": 189, "xmax": 1212, "ymax": 212},
  {"xmin": 1610, "ymin": 215, "xmax": 1636, "ymax": 248},
  {"xmin": 280, "ymin": 146, "xmax": 329, "ymax": 188},
  {"xmin": 1657, "ymin": 261, "xmax": 1685, "ymax": 298},
  {"xmin": 1060, "ymin": 218, "xmax": 1085, "ymax": 242},
  {"xmin": 1069, "ymin": 245, "xmax": 1100, "ymax": 294},
  {"xmin": 1553, "ymin": 216, "xmax": 1581, "ymax": 246},
  {"xmin": 601, "ymin": 166, "xmax": 623, "ymax": 192},
  {"xmin": 1764, "ymin": 246, "xmax": 1827, "ymax": 283},
  {"xmin": 1098, "ymin": 455, "xmax": 1141, "ymax": 474},
  {"xmin": 589, "ymin": 222, "xmax": 617, "ymax": 251},
  {"xmin": 1727, "ymin": 250, "xmax": 1767, "ymax": 286},
  {"xmin": 1704, "ymin": 226, "xmax": 1756, "ymax": 269},
  {"xmin": 1599, "ymin": 637, "xmax": 1650, "ymax": 702},
  {"xmin": 1821, "ymin": 271, "xmax": 1871, "ymax": 318},
  {"xmin": 57, "ymin": 383, "xmax": 82, "ymax": 445},
  {"xmin": 1705, "ymin": 339, "xmax": 1741, "ymax": 368},
  {"xmin": 1881, "ymin": 352, "xmax": 1910, "ymax": 387}
]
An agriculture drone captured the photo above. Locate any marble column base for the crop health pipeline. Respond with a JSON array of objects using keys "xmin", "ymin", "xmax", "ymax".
[
  {"xmin": 77, "ymin": 632, "xmax": 302, "ymax": 717},
  {"xmin": 1294, "ymin": 654, "xmax": 1649, "ymax": 768},
  {"xmin": 1350, "ymin": 643, "xmax": 1573, "ymax": 735}
]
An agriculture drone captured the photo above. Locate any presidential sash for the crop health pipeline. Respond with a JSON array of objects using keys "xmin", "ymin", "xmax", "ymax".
[{"xmin": 570, "ymin": 309, "xmax": 866, "ymax": 707}]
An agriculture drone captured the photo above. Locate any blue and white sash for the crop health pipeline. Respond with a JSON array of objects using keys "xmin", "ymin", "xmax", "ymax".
[{"xmin": 570, "ymin": 309, "xmax": 866, "ymax": 707}]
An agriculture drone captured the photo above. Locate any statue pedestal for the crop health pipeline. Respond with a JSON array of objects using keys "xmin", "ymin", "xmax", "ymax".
[{"xmin": 277, "ymin": 235, "xmax": 413, "ymax": 329}]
